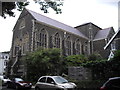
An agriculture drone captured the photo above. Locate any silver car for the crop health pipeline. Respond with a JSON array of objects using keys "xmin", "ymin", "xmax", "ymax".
[{"xmin": 35, "ymin": 76, "xmax": 77, "ymax": 90}]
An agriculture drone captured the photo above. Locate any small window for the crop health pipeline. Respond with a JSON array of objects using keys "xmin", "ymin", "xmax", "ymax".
[
  {"xmin": 19, "ymin": 18, "xmax": 25, "ymax": 29},
  {"xmin": 46, "ymin": 77, "xmax": 55, "ymax": 84},
  {"xmin": 39, "ymin": 77, "xmax": 46, "ymax": 83},
  {"xmin": 5, "ymin": 56, "xmax": 8, "ymax": 59}
]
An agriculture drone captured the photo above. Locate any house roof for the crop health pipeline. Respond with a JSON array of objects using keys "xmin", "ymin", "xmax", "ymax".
[
  {"xmin": 93, "ymin": 27, "xmax": 113, "ymax": 41},
  {"xmin": 104, "ymin": 28, "xmax": 120, "ymax": 49},
  {"xmin": 26, "ymin": 9, "xmax": 88, "ymax": 39}
]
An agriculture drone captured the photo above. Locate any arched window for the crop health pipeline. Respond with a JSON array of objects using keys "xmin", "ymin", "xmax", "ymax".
[
  {"xmin": 54, "ymin": 33, "xmax": 61, "ymax": 48},
  {"xmin": 75, "ymin": 39, "xmax": 81, "ymax": 55},
  {"xmin": 65, "ymin": 36, "xmax": 72, "ymax": 55},
  {"xmin": 39, "ymin": 29, "xmax": 47, "ymax": 48},
  {"xmin": 22, "ymin": 33, "xmax": 29, "ymax": 54}
]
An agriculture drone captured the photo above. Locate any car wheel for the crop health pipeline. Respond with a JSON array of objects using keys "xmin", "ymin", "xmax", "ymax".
[
  {"xmin": 35, "ymin": 87, "xmax": 41, "ymax": 90},
  {"xmin": 15, "ymin": 85, "xmax": 19, "ymax": 90},
  {"xmin": 6, "ymin": 84, "xmax": 9, "ymax": 88},
  {"xmin": 56, "ymin": 89, "xmax": 64, "ymax": 90},
  {"xmin": 6, "ymin": 82, "xmax": 10, "ymax": 88}
]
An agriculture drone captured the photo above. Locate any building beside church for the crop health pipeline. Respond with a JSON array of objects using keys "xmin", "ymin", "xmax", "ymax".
[
  {"xmin": 8, "ymin": 8, "xmax": 115, "ymax": 77},
  {"xmin": 0, "ymin": 51, "xmax": 9, "ymax": 75},
  {"xmin": 104, "ymin": 28, "xmax": 120, "ymax": 60}
]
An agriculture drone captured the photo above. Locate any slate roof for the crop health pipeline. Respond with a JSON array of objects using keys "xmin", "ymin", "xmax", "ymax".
[
  {"xmin": 75, "ymin": 22, "xmax": 102, "ymax": 29},
  {"xmin": 104, "ymin": 28, "xmax": 120, "ymax": 49},
  {"xmin": 26, "ymin": 9, "xmax": 88, "ymax": 39},
  {"xmin": 93, "ymin": 27, "xmax": 113, "ymax": 41}
]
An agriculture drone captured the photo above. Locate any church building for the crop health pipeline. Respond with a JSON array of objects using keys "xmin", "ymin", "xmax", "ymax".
[{"xmin": 9, "ymin": 8, "xmax": 115, "ymax": 77}]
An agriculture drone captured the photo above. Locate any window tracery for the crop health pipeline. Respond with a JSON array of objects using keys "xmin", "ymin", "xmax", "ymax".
[
  {"xmin": 65, "ymin": 36, "xmax": 72, "ymax": 55},
  {"xmin": 53, "ymin": 33, "xmax": 61, "ymax": 48},
  {"xmin": 38, "ymin": 29, "xmax": 47, "ymax": 48},
  {"xmin": 75, "ymin": 39, "xmax": 81, "ymax": 54}
]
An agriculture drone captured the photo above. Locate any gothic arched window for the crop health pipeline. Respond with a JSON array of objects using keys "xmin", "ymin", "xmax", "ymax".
[
  {"xmin": 54, "ymin": 33, "xmax": 61, "ymax": 48},
  {"xmin": 65, "ymin": 36, "xmax": 72, "ymax": 55},
  {"xmin": 75, "ymin": 39, "xmax": 81, "ymax": 55},
  {"xmin": 39, "ymin": 29, "xmax": 47, "ymax": 48}
]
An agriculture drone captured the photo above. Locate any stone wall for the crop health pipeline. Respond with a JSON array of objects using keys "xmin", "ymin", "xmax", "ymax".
[{"xmin": 68, "ymin": 66, "xmax": 92, "ymax": 81}]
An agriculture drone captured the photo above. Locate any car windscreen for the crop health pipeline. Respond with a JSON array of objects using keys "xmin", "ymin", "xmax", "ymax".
[
  {"xmin": 53, "ymin": 76, "xmax": 68, "ymax": 84},
  {"xmin": 15, "ymin": 78, "xmax": 24, "ymax": 82}
]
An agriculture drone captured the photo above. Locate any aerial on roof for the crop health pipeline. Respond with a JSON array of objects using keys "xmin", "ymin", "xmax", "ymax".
[{"xmin": 26, "ymin": 9, "xmax": 88, "ymax": 39}]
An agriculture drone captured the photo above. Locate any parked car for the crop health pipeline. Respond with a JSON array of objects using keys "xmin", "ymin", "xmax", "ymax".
[
  {"xmin": 100, "ymin": 77, "xmax": 120, "ymax": 90},
  {"xmin": 35, "ymin": 76, "xmax": 77, "ymax": 90},
  {"xmin": 0, "ymin": 75, "xmax": 10, "ymax": 86},
  {"xmin": 7, "ymin": 77, "xmax": 32, "ymax": 89}
]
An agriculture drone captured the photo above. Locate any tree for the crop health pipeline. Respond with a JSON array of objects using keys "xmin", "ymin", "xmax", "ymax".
[
  {"xmin": 22, "ymin": 48, "xmax": 66, "ymax": 82},
  {"xmin": 66, "ymin": 54, "xmax": 88, "ymax": 66},
  {"xmin": 88, "ymin": 53, "xmax": 102, "ymax": 61},
  {"xmin": 1, "ymin": 2, "xmax": 29, "ymax": 18},
  {"xmin": 82, "ymin": 50, "xmax": 120, "ymax": 80},
  {"xmin": 1, "ymin": 0, "xmax": 63, "ymax": 18},
  {"xmin": 34, "ymin": 0, "xmax": 63, "ymax": 14}
]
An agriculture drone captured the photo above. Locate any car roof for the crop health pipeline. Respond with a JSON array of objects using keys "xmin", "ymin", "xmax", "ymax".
[
  {"xmin": 40, "ymin": 76, "xmax": 61, "ymax": 78},
  {"xmin": 109, "ymin": 77, "xmax": 120, "ymax": 80}
]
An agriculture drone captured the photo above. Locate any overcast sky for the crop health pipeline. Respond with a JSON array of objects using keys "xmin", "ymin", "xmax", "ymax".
[{"xmin": 0, "ymin": 0, "xmax": 119, "ymax": 52}]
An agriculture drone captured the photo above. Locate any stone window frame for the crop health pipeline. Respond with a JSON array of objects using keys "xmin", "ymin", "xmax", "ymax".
[
  {"xmin": 13, "ymin": 45, "xmax": 20, "ymax": 57},
  {"xmin": 19, "ymin": 18, "xmax": 25, "ymax": 30},
  {"xmin": 65, "ymin": 36, "xmax": 72, "ymax": 55},
  {"xmin": 75, "ymin": 39, "xmax": 81, "ymax": 55},
  {"xmin": 84, "ymin": 41, "xmax": 88, "ymax": 54},
  {"xmin": 38, "ymin": 28, "xmax": 48, "ymax": 48},
  {"xmin": 21, "ymin": 33, "xmax": 29, "ymax": 55},
  {"xmin": 13, "ymin": 38, "xmax": 21, "ymax": 57},
  {"xmin": 53, "ymin": 32, "xmax": 61, "ymax": 48},
  {"xmin": 22, "ymin": 42, "xmax": 29, "ymax": 55}
]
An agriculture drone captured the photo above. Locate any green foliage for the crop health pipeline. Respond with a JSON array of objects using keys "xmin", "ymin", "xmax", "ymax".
[
  {"xmin": 112, "ymin": 50, "xmax": 120, "ymax": 62},
  {"xmin": 1, "ymin": 0, "xmax": 63, "ymax": 18},
  {"xmin": 34, "ymin": 0, "xmax": 63, "ymax": 14},
  {"xmin": 1, "ymin": 1, "xmax": 29, "ymax": 18},
  {"xmin": 22, "ymin": 48, "xmax": 66, "ymax": 82},
  {"xmin": 22, "ymin": 49, "xmax": 120, "ymax": 83},
  {"xmin": 88, "ymin": 53, "xmax": 102, "ymax": 61},
  {"xmin": 82, "ymin": 50, "xmax": 120, "ymax": 80},
  {"xmin": 65, "ymin": 54, "xmax": 88, "ymax": 66},
  {"xmin": 1, "ymin": 2, "xmax": 16, "ymax": 18},
  {"xmin": 16, "ymin": 2, "xmax": 30, "ymax": 11}
]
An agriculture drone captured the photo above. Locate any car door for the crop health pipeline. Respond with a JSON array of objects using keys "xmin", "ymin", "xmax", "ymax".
[
  {"xmin": 45, "ymin": 77, "xmax": 57, "ymax": 90},
  {"xmin": 9, "ymin": 78, "xmax": 16, "ymax": 88},
  {"xmin": 110, "ymin": 79, "xmax": 120, "ymax": 89},
  {"xmin": 37, "ymin": 77, "xmax": 47, "ymax": 89}
]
